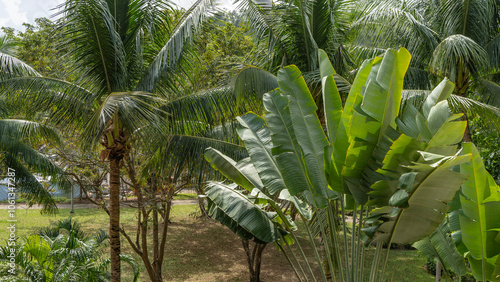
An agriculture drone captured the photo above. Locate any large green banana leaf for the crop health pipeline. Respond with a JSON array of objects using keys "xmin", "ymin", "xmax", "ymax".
[
  {"xmin": 236, "ymin": 113, "xmax": 286, "ymax": 195},
  {"xmin": 372, "ymin": 149, "xmax": 470, "ymax": 244},
  {"xmin": 263, "ymin": 90, "xmax": 323, "ymax": 205},
  {"xmin": 342, "ymin": 48, "xmax": 411, "ymax": 205},
  {"xmin": 329, "ymin": 55, "xmax": 376, "ymax": 193},
  {"xmin": 364, "ymin": 78, "xmax": 472, "ymax": 244},
  {"xmin": 458, "ymin": 143, "xmax": 500, "ymax": 281},
  {"xmin": 204, "ymin": 147, "xmax": 263, "ymax": 191},
  {"xmin": 369, "ymin": 111, "xmax": 466, "ymax": 208},
  {"xmin": 277, "ymin": 66, "xmax": 330, "ymax": 206},
  {"xmin": 205, "ymin": 182, "xmax": 283, "ymax": 243},
  {"xmin": 318, "ymin": 49, "xmax": 342, "ymax": 145}
]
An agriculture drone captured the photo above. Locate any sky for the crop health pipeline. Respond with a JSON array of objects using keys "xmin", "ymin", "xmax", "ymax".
[{"xmin": 0, "ymin": 0, "xmax": 235, "ymax": 32}]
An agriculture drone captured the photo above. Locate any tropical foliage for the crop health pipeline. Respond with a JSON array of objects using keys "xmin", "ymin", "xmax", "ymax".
[
  {"xmin": 1, "ymin": 0, "xmax": 500, "ymax": 281},
  {"xmin": 352, "ymin": 0, "xmax": 500, "ymax": 141},
  {"xmin": 203, "ymin": 48, "xmax": 500, "ymax": 281},
  {"xmin": 0, "ymin": 218, "xmax": 139, "ymax": 282}
]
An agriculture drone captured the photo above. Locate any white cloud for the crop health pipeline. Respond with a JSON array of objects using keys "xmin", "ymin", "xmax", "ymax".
[
  {"xmin": 1, "ymin": 0, "xmax": 233, "ymax": 33},
  {"xmin": 0, "ymin": 0, "xmax": 28, "ymax": 30}
]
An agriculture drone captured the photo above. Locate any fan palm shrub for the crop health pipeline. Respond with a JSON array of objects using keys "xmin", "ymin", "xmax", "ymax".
[{"xmin": 0, "ymin": 218, "xmax": 139, "ymax": 281}]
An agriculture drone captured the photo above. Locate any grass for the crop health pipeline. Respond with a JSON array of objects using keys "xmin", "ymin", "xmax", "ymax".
[
  {"xmin": 0, "ymin": 205, "xmax": 434, "ymax": 281},
  {"xmin": 1, "ymin": 196, "xmax": 71, "ymax": 204},
  {"xmin": 173, "ymin": 193, "xmax": 197, "ymax": 200}
]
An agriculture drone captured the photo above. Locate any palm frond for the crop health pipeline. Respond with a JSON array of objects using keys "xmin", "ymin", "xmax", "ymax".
[
  {"xmin": 58, "ymin": 0, "xmax": 128, "ymax": 93},
  {"xmin": 302, "ymin": 70, "xmax": 352, "ymax": 95},
  {"xmin": 234, "ymin": 66, "xmax": 278, "ymax": 104},
  {"xmin": 439, "ymin": 0, "xmax": 498, "ymax": 46},
  {"xmin": 485, "ymin": 32, "xmax": 500, "ymax": 71},
  {"xmin": 0, "ymin": 76, "xmax": 95, "ymax": 125},
  {"xmin": 0, "ymin": 119, "xmax": 62, "ymax": 146},
  {"xmin": 162, "ymin": 86, "xmax": 240, "ymax": 136},
  {"xmin": 124, "ymin": 0, "xmax": 174, "ymax": 81},
  {"xmin": 0, "ymin": 52, "xmax": 41, "ymax": 80},
  {"xmin": 476, "ymin": 78, "xmax": 500, "ymax": 108},
  {"xmin": 430, "ymin": 34, "xmax": 489, "ymax": 79},
  {"xmin": 0, "ymin": 35, "xmax": 18, "ymax": 56},
  {"xmin": 235, "ymin": 0, "xmax": 285, "ymax": 65},
  {"xmin": 136, "ymin": 0, "xmax": 215, "ymax": 92},
  {"xmin": 3, "ymin": 154, "xmax": 58, "ymax": 213},
  {"xmin": 448, "ymin": 94, "xmax": 500, "ymax": 131},
  {"xmin": 80, "ymin": 91, "xmax": 165, "ymax": 151},
  {"xmin": 351, "ymin": 0, "xmax": 439, "ymax": 66},
  {"xmin": 143, "ymin": 134, "xmax": 246, "ymax": 183}
]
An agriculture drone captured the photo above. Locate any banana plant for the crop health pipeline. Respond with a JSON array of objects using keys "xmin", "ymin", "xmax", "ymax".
[
  {"xmin": 414, "ymin": 142, "xmax": 500, "ymax": 282},
  {"xmin": 446, "ymin": 143, "xmax": 500, "ymax": 281},
  {"xmin": 413, "ymin": 218, "xmax": 467, "ymax": 279},
  {"xmin": 204, "ymin": 181, "xmax": 287, "ymax": 282},
  {"xmin": 204, "ymin": 48, "xmax": 481, "ymax": 281}
]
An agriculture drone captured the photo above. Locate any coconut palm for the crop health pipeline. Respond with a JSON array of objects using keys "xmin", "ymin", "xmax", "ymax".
[
  {"xmin": 236, "ymin": 0, "xmax": 354, "ymax": 74},
  {"xmin": 0, "ymin": 0, "xmax": 234, "ymax": 280},
  {"xmin": 351, "ymin": 0, "xmax": 500, "ymax": 141},
  {"xmin": 0, "ymin": 37, "xmax": 70, "ymax": 213},
  {"xmin": 228, "ymin": 0, "xmax": 356, "ymax": 124}
]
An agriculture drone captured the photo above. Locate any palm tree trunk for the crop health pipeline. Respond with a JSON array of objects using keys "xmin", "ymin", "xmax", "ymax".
[
  {"xmin": 110, "ymin": 158, "xmax": 121, "ymax": 282},
  {"xmin": 461, "ymin": 113, "xmax": 473, "ymax": 142}
]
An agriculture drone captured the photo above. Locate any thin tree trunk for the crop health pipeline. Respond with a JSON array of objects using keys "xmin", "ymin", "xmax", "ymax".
[
  {"xmin": 242, "ymin": 240, "xmax": 255, "ymax": 281},
  {"xmin": 109, "ymin": 158, "xmax": 121, "ymax": 282},
  {"xmin": 242, "ymin": 240, "xmax": 267, "ymax": 282},
  {"xmin": 253, "ymin": 243, "xmax": 267, "ymax": 282},
  {"xmin": 435, "ymin": 260, "xmax": 442, "ymax": 282}
]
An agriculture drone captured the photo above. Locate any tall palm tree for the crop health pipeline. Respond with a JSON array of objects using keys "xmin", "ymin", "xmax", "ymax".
[
  {"xmin": 236, "ymin": 0, "xmax": 354, "ymax": 75},
  {"xmin": 0, "ymin": 0, "xmax": 227, "ymax": 280},
  {"xmin": 227, "ymin": 0, "xmax": 355, "ymax": 123},
  {"xmin": 351, "ymin": 0, "xmax": 500, "ymax": 141}
]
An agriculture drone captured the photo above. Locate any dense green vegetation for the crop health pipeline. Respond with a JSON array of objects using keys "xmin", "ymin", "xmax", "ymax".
[{"xmin": 0, "ymin": 0, "xmax": 499, "ymax": 281}]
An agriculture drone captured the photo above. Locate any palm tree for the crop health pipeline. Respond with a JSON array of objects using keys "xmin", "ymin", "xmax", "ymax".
[
  {"xmin": 351, "ymin": 0, "xmax": 500, "ymax": 141},
  {"xmin": 226, "ymin": 0, "xmax": 356, "ymax": 126},
  {"xmin": 236, "ymin": 0, "xmax": 354, "ymax": 75},
  {"xmin": 0, "ymin": 0, "xmax": 224, "ymax": 280},
  {"xmin": 0, "ymin": 36, "xmax": 69, "ymax": 213}
]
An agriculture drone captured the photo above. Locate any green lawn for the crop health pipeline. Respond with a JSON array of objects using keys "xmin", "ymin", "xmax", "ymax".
[
  {"xmin": 0, "ymin": 205, "xmax": 434, "ymax": 281},
  {"xmin": 173, "ymin": 193, "xmax": 198, "ymax": 200}
]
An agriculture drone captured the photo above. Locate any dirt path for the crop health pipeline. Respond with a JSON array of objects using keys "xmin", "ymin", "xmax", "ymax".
[{"xmin": 0, "ymin": 199, "xmax": 199, "ymax": 210}]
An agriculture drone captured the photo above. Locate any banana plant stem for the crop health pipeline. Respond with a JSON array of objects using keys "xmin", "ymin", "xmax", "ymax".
[
  {"xmin": 291, "ymin": 229, "xmax": 317, "ymax": 282},
  {"xmin": 340, "ymin": 196, "xmax": 351, "ymax": 281},
  {"xmin": 302, "ymin": 215, "xmax": 328, "ymax": 281},
  {"xmin": 351, "ymin": 205, "xmax": 358, "ymax": 281},
  {"xmin": 328, "ymin": 201, "xmax": 345, "ymax": 282},
  {"xmin": 277, "ymin": 241, "xmax": 303, "ymax": 282}
]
